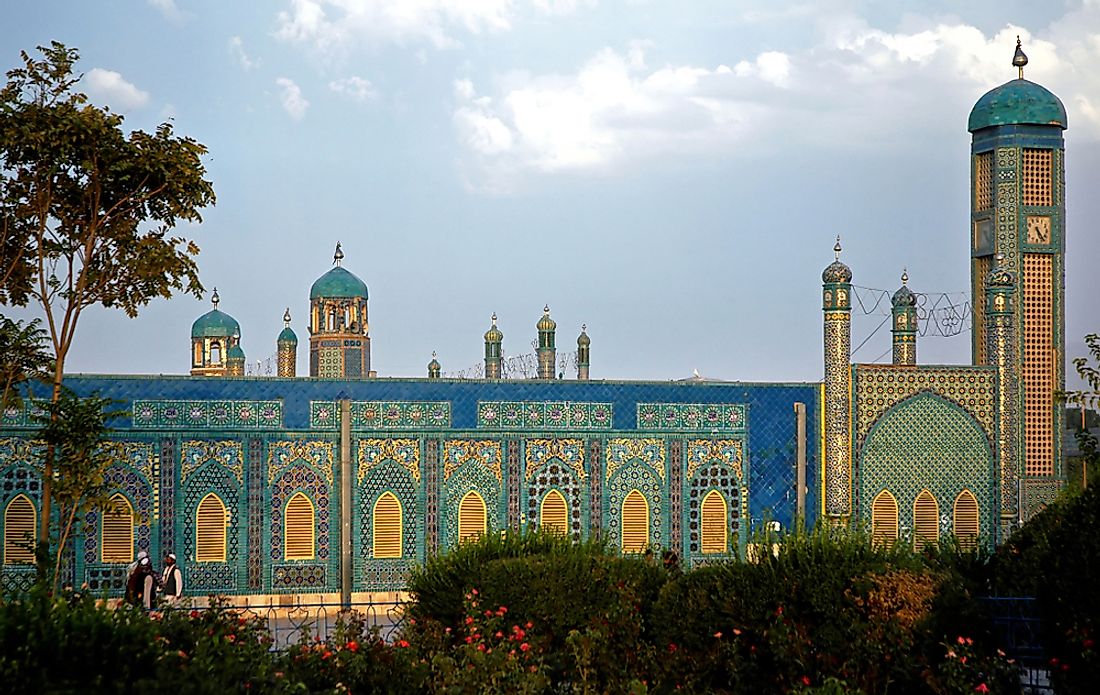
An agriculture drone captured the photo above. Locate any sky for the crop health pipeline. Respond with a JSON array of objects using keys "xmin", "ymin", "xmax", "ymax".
[{"xmin": 2, "ymin": 0, "xmax": 1099, "ymax": 386}]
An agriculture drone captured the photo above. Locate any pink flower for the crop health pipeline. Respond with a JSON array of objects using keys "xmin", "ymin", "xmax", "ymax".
[
  {"xmin": 975, "ymin": 684, "xmax": 989, "ymax": 694},
  {"xmin": 472, "ymin": 589, "xmax": 478, "ymax": 595},
  {"xmin": 477, "ymin": 643, "xmax": 486, "ymax": 652},
  {"xmin": 957, "ymin": 636, "xmax": 967, "ymax": 645},
  {"xmin": 520, "ymin": 642, "xmax": 530, "ymax": 652},
  {"xmin": 397, "ymin": 640, "xmax": 410, "ymax": 648},
  {"xmin": 465, "ymin": 617, "xmax": 474, "ymax": 625},
  {"xmin": 714, "ymin": 632, "xmax": 723, "ymax": 639},
  {"xmin": 226, "ymin": 634, "xmax": 236, "ymax": 643}
]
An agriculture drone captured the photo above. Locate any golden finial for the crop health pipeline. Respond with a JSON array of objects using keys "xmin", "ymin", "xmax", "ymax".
[
  {"xmin": 833, "ymin": 235, "xmax": 842, "ymax": 261},
  {"xmin": 581, "ymin": 323, "xmax": 586, "ymax": 332},
  {"xmin": 333, "ymin": 241, "xmax": 344, "ymax": 266},
  {"xmin": 211, "ymin": 287, "xmax": 220, "ymax": 310},
  {"xmin": 901, "ymin": 268, "xmax": 908, "ymax": 286},
  {"xmin": 283, "ymin": 307, "xmax": 291, "ymax": 327},
  {"xmin": 491, "ymin": 312, "xmax": 498, "ymax": 325},
  {"xmin": 543, "ymin": 304, "xmax": 550, "ymax": 315},
  {"xmin": 1013, "ymin": 36, "xmax": 1028, "ymax": 79}
]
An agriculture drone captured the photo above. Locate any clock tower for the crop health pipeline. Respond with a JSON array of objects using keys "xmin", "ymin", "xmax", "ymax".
[{"xmin": 968, "ymin": 38, "xmax": 1067, "ymax": 522}]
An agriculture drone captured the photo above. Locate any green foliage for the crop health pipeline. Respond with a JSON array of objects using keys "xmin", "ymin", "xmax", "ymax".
[{"xmin": 0, "ymin": 314, "xmax": 51, "ymax": 410}]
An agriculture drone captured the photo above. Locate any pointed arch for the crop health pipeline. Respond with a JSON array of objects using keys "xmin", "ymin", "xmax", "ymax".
[
  {"xmin": 373, "ymin": 492, "xmax": 403, "ymax": 559},
  {"xmin": 101, "ymin": 494, "xmax": 134, "ymax": 563},
  {"xmin": 871, "ymin": 490, "xmax": 899, "ymax": 547},
  {"xmin": 195, "ymin": 493, "xmax": 227, "ymax": 562},
  {"xmin": 3, "ymin": 494, "xmax": 36, "ymax": 565},
  {"xmin": 209, "ymin": 340, "xmax": 222, "ymax": 365},
  {"xmin": 621, "ymin": 489, "xmax": 649, "ymax": 554},
  {"xmin": 284, "ymin": 492, "xmax": 316, "ymax": 560},
  {"xmin": 953, "ymin": 489, "xmax": 980, "ymax": 549},
  {"xmin": 700, "ymin": 490, "xmax": 728, "ymax": 554},
  {"xmin": 458, "ymin": 491, "xmax": 487, "ymax": 544},
  {"xmin": 913, "ymin": 490, "xmax": 939, "ymax": 550},
  {"xmin": 539, "ymin": 490, "xmax": 568, "ymax": 536}
]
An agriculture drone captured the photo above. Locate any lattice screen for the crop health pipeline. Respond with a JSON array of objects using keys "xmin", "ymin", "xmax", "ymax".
[
  {"xmin": 101, "ymin": 494, "xmax": 134, "ymax": 563},
  {"xmin": 284, "ymin": 493, "xmax": 316, "ymax": 560},
  {"xmin": 1022, "ymin": 148, "xmax": 1052, "ymax": 206},
  {"xmin": 621, "ymin": 490, "xmax": 648, "ymax": 553},
  {"xmin": 372, "ymin": 492, "xmax": 402, "ymax": 558},
  {"xmin": 3, "ymin": 495, "xmax": 35, "ymax": 564},
  {"xmin": 196, "ymin": 493, "xmax": 227, "ymax": 562},
  {"xmin": 973, "ymin": 255, "xmax": 990, "ymax": 364},
  {"xmin": 700, "ymin": 490, "xmax": 727, "ymax": 554},
  {"xmin": 974, "ymin": 152, "xmax": 993, "ymax": 210},
  {"xmin": 871, "ymin": 491, "xmax": 898, "ymax": 546},
  {"xmin": 952, "ymin": 490, "xmax": 979, "ymax": 548},
  {"xmin": 458, "ymin": 491, "xmax": 486, "ymax": 544},
  {"xmin": 1023, "ymin": 254, "xmax": 1054, "ymax": 476},
  {"xmin": 912, "ymin": 490, "xmax": 939, "ymax": 549},
  {"xmin": 539, "ymin": 490, "xmax": 568, "ymax": 535}
]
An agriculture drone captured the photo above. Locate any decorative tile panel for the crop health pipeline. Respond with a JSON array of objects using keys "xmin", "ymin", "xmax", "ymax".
[
  {"xmin": 607, "ymin": 438, "xmax": 665, "ymax": 481},
  {"xmin": 1, "ymin": 403, "xmax": 43, "ymax": 429},
  {"xmin": 636, "ymin": 403, "xmax": 745, "ymax": 432},
  {"xmin": 478, "ymin": 402, "xmax": 612, "ymax": 430},
  {"xmin": 180, "ymin": 440, "xmax": 244, "ymax": 483},
  {"xmin": 854, "ymin": 366, "xmax": 995, "ymax": 444},
  {"xmin": 525, "ymin": 439, "xmax": 584, "ymax": 481},
  {"xmin": 132, "ymin": 400, "xmax": 282, "ymax": 430},
  {"xmin": 273, "ymin": 564, "xmax": 326, "ymax": 588},
  {"xmin": 310, "ymin": 401, "xmax": 450, "ymax": 430},
  {"xmin": 358, "ymin": 439, "xmax": 420, "ymax": 483},
  {"xmin": 268, "ymin": 441, "xmax": 334, "ymax": 484},
  {"xmin": 686, "ymin": 439, "xmax": 744, "ymax": 480},
  {"xmin": 443, "ymin": 440, "xmax": 503, "ymax": 482}
]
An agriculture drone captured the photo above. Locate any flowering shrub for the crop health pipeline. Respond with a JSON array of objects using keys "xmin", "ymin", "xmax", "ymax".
[{"xmin": 929, "ymin": 636, "xmax": 1019, "ymax": 694}]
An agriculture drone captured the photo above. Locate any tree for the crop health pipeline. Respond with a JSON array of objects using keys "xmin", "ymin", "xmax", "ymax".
[
  {"xmin": 0, "ymin": 314, "xmax": 53, "ymax": 409},
  {"xmin": 34, "ymin": 390, "xmax": 121, "ymax": 592},
  {"xmin": 1063, "ymin": 334, "xmax": 1100, "ymax": 488},
  {"xmin": 0, "ymin": 42, "xmax": 216, "ymax": 574}
]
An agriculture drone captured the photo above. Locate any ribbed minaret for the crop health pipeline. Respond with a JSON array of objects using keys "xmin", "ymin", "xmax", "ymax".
[
  {"xmin": 890, "ymin": 270, "xmax": 917, "ymax": 366},
  {"xmin": 822, "ymin": 237, "xmax": 853, "ymax": 520},
  {"xmin": 484, "ymin": 313, "xmax": 503, "ymax": 379},
  {"xmin": 986, "ymin": 255, "xmax": 1020, "ymax": 540},
  {"xmin": 428, "ymin": 351, "xmax": 441, "ymax": 379},
  {"xmin": 536, "ymin": 305, "xmax": 556, "ymax": 380},
  {"xmin": 277, "ymin": 308, "xmax": 298, "ymax": 377},
  {"xmin": 577, "ymin": 324, "xmax": 590, "ymax": 381},
  {"xmin": 968, "ymin": 38, "xmax": 1066, "ymax": 495}
]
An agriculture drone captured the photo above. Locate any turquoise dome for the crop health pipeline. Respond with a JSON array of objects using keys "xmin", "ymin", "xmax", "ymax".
[
  {"xmin": 191, "ymin": 309, "xmax": 240, "ymax": 339},
  {"xmin": 278, "ymin": 327, "xmax": 298, "ymax": 344},
  {"xmin": 310, "ymin": 266, "xmax": 368, "ymax": 300},
  {"xmin": 968, "ymin": 79, "xmax": 1067, "ymax": 132},
  {"xmin": 227, "ymin": 344, "xmax": 246, "ymax": 361}
]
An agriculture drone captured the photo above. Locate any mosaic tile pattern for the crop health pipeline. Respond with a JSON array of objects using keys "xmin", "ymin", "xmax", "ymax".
[
  {"xmin": 669, "ymin": 439, "xmax": 684, "ymax": 556},
  {"xmin": 605, "ymin": 445, "xmax": 665, "ymax": 552},
  {"xmin": 182, "ymin": 462, "xmax": 241, "ymax": 592},
  {"xmin": 636, "ymin": 403, "xmax": 745, "ymax": 432},
  {"xmin": 310, "ymin": 401, "xmax": 450, "ymax": 430},
  {"xmin": 441, "ymin": 451, "xmax": 503, "ymax": 549},
  {"xmin": 443, "ymin": 440, "xmax": 503, "ymax": 482},
  {"xmin": 358, "ymin": 438, "xmax": 420, "ymax": 483},
  {"xmin": 854, "ymin": 366, "xmax": 995, "ymax": 444},
  {"xmin": 181, "ymin": 440, "xmax": 244, "ymax": 483},
  {"xmin": 357, "ymin": 448, "xmax": 421, "ymax": 590},
  {"xmin": 83, "ymin": 442, "xmax": 158, "ymax": 587},
  {"xmin": 525, "ymin": 454, "xmax": 585, "ymax": 540},
  {"xmin": 506, "ymin": 439, "xmax": 521, "ymax": 530},
  {"xmin": 526, "ymin": 439, "xmax": 584, "ymax": 482},
  {"xmin": 478, "ymin": 402, "xmax": 612, "ymax": 430},
  {"xmin": 0, "ymin": 404, "xmax": 42, "ymax": 429},
  {"xmin": 588, "ymin": 439, "xmax": 603, "ymax": 535},
  {"xmin": 1022, "ymin": 479, "xmax": 1064, "ymax": 522},
  {"xmin": 159, "ymin": 438, "xmax": 176, "ymax": 564},
  {"xmin": 273, "ymin": 564, "xmax": 326, "ymax": 588},
  {"xmin": 607, "ymin": 438, "xmax": 665, "ymax": 481},
  {"xmin": 133, "ymin": 400, "xmax": 282, "ymax": 430},
  {"xmin": 268, "ymin": 441, "xmax": 334, "ymax": 484},
  {"xmin": 246, "ymin": 438, "xmax": 264, "ymax": 589},
  {"xmin": 686, "ymin": 439, "xmax": 744, "ymax": 481}
]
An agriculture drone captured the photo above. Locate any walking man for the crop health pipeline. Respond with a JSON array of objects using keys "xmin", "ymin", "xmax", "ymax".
[{"xmin": 161, "ymin": 552, "xmax": 183, "ymax": 605}]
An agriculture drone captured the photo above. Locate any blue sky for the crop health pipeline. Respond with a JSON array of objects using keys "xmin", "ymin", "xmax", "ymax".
[{"xmin": 3, "ymin": 0, "xmax": 1098, "ymax": 385}]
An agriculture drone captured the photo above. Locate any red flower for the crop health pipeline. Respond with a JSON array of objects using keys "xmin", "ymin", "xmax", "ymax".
[
  {"xmin": 346, "ymin": 640, "xmax": 359, "ymax": 653},
  {"xmin": 189, "ymin": 610, "xmax": 200, "ymax": 619},
  {"xmin": 495, "ymin": 631, "xmax": 503, "ymax": 639},
  {"xmin": 322, "ymin": 650, "xmax": 332, "ymax": 660},
  {"xmin": 526, "ymin": 621, "xmax": 533, "ymax": 629},
  {"xmin": 477, "ymin": 643, "xmax": 486, "ymax": 652},
  {"xmin": 465, "ymin": 636, "xmax": 474, "ymax": 644},
  {"xmin": 1084, "ymin": 639, "xmax": 1095, "ymax": 649},
  {"xmin": 975, "ymin": 684, "xmax": 990, "ymax": 694},
  {"xmin": 465, "ymin": 617, "xmax": 474, "ymax": 625},
  {"xmin": 472, "ymin": 588, "xmax": 479, "ymax": 595},
  {"xmin": 668, "ymin": 643, "xmax": 678, "ymax": 653},
  {"xmin": 520, "ymin": 642, "xmax": 530, "ymax": 652},
  {"xmin": 714, "ymin": 632, "xmax": 723, "ymax": 639},
  {"xmin": 802, "ymin": 676, "xmax": 811, "ymax": 686},
  {"xmin": 226, "ymin": 634, "xmax": 236, "ymax": 643},
  {"xmin": 957, "ymin": 636, "xmax": 967, "ymax": 645}
]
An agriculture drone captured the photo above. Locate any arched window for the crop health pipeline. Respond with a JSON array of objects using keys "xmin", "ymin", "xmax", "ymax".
[
  {"xmin": 3, "ymin": 494, "xmax": 36, "ymax": 565},
  {"xmin": 195, "ymin": 493, "xmax": 227, "ymax": 562},
  {"xmin": 373, "ymin": 492, "xmax": 402, "ymax": 559},
  {"xmin": 209, "ymin": 340, "xmax": 222, "ymax": 365},
  {"xmin": 953, "ymin": 490, "xmax": 980, "ymax": 549},
  {"xmin": 700, "ymin": 490, "xmax": 728, "ymax": 554},
  {"xmin": 913, "ymin": 490, "xmax": 939, "ymax": 550},
  {"xmin": 539, "ymin": 490, "xmax": 568, "ymax": 536},
  {"xmin": 458, "ymin": 491, "xmax": 487, "ymax": 544},
  {"xmin": 193, "ymin": 342, "xmax": 203, "ymax": 366},
  {"xmin": 101, "ymin": 493, "xmax": 134, "ymax": 563},
  {"xmin": 871, "ymin": 490, "xmax": 899, "ymax": 547},
  {"xmin": 284, "ymin": 492, "xmax": 315, "ymax": 560},
  {"xmin": 621, "ymin": 489, "xmax": 648, "ymax": 554}
]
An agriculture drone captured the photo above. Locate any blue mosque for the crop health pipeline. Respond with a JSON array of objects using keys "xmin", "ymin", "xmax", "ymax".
[{"xmin": 0, "ymin": 42, "xmax": 1072, "ymax": 597}]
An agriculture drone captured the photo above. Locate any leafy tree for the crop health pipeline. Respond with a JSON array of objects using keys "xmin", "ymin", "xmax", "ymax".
[
  {"xmin": 0, "ymin": 314, "xmax": 52, "ymax": 409},
  {"xmin": 33, "ymin": 390, "xmax": 121, "ymax": 591},
  {"xmin": 1063, "ymin": 334, "xmax": 1100, "ymax": 489},
  {"xmin": 0, "ymin": 42, "xmax": 216, "ymax": 570}
]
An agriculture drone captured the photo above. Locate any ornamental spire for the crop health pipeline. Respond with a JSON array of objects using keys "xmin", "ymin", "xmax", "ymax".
[
  {"xmin": 333, "ymin": 241, "xmax": 344, "ymax": 267},
  {"xmin": 283, "ymin": 307, "xmax": 292, "ymax": 328},
  {"xmin": 834, "ymin": 235, "xmax": 842, "ymax": 261},
  {"xmin": 211, "ymin": 287, "xmax": 220, "ymax": 310},
  {"xmin": 1013, "ymin": 36, "xmax": 1028, "ymax": 79}
]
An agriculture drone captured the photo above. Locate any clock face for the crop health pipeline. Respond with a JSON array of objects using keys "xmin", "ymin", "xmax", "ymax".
[{"xmin": 1026, "ymin": 215, "xmax": 1051, "ymax": 245}]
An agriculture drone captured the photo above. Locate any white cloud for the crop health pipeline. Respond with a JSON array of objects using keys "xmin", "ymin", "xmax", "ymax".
[
  {"xmin": 84, "ymin": 68, "xmax": 150, "ymax": 111},
  {"xmin": 329, "ymin": 75, "xmax": 376, "ymax": 102},
  {"xmin": 276, "ymin": 77, "xmax": 310, "ymax": 120},
  {"xmin": 275, "ymin": 0, "xmax": 514, "ymax": 56},
  {"xmin": 148, "ymin": 0, "xmax": 183, "ymax": 22},
  {"xmin": 229, "ymin": 36, "xmax": 259, "ymax": 71}
]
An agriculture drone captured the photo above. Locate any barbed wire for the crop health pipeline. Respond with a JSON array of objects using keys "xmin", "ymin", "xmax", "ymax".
[
  {"xmin": 851, "ymin": 285, "xmax": 972, "ymax": 338},
  {"xmin": 445, "ymin": 339, "xmax": 580, "ymax": 380},
  {"xmin": 245, "ymin": 354, "xmax": 276, "ymax": 377}
]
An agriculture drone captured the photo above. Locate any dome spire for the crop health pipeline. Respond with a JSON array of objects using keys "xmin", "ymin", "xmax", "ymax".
[
  {"xmin": 834, "ymin": 235, "xmax": 842, "ymax": 261},
  {"xmin": 901, "ymin": 268, "xmax": 909, "ymax": 286},
  {"xmin": 1013, "ymin": 35, "xmax": 1028, "ymax": 79},
  {"xmin": 333, "ymin": 241, "xmax": 344, "ymax": 267},
  {"xmin": 211, "ymin": 287, "xmax": 220, "ymax": 310},
  {"xmin": 283, "ymin": 307, "xmax": 292, "ymax": 328}
]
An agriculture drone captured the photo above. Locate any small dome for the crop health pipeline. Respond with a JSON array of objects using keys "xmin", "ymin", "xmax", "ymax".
[
  {"xmin": 577, "ymin": 324, "xmax": 590, "ymax": 347},
  {"xmin": 310, "ymin": 266, "xmax": 369, "ymax": 300},
  {"xmin": 278, "ymin": 326, "xmax": 298, "ymax": 344},
  {"xmin": 822, "ymin": 237, "xmax": 852, "ymax": 283},
  {"xmin": 536, "ymin": 305, "xmax": 556, "ymax": 332},
  {"xmin": 428, "ymin": 355, "xmax": 441, "ymax": 370},
  {"xmin": 968, "ymin": 79, "xmax": 1067, "ymax": 132},
  {"xmin": 892, "ymin": 270, "xmax": 916, "ymax": 307},
  {"xmin": 226, "ymin": 344, "xmax": 246, "ymax": 361},
  {"xmin": 484, "ymin": 313, "xmax": 503, "ymax": 343},
  {"xmin": 191, "ymin": 309, "xmax": 240, "ymax": 339}
]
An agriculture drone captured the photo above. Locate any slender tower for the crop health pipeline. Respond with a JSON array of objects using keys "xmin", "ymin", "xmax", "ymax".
[
  {"xmin": 428, "ymin": 352, "xmax": 441, "ymax": 379},
  {"xmin": 309, "ymin": 243, "xmax": 371, "ymax": 378},
  {"xmin": 985, "ymin": 255, "xmax": 1020, "ymax": 540},
  {"xmin": 822, "ymin": 237, "xmax": 853, "ymax": 520},
  {"xmin": 968, "ymin": 38, "xmax": 1067, "ymax": 515},
  {"xmin": 536, "ymin": 305, "xmax": 556, "ymax": 380},
  {"xmin": 577, "ymin": 325, "xmax": 591, "ymax": 381},
  {"xmin": 484, "ymin": 313, "xmax": 503, "ymax": 379},
  {"xmin": 277, "ymin": 308, "xmax": 298, "ymax": 377},
  {"xmin": 891, "ymin": 270, "xmax": 917, "ymax": 366}
]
